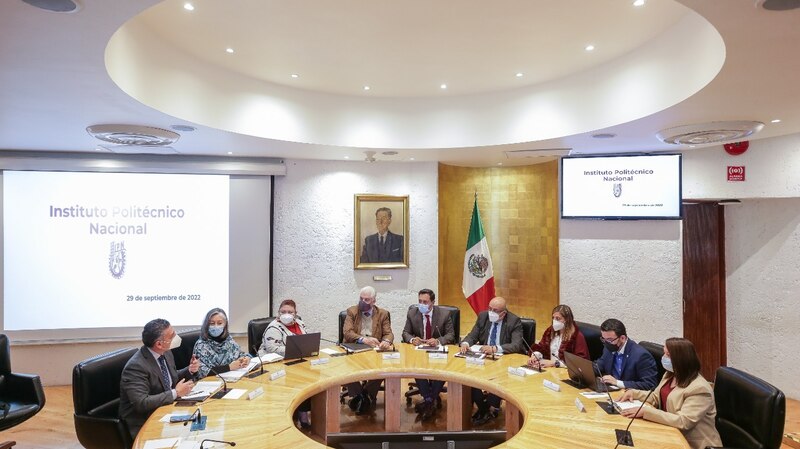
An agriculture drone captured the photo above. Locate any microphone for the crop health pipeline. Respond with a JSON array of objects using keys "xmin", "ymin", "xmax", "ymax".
[
  {"xmin": 208, "ymin": 367, "xmax": 228, "ymax": 399},
  {"xmin": 245, "ymin": 354, "xmax": 268, "ymax": 379},
  {"xmin": 519, "ymin": 336, "xmax": 543, "ymax": 371},
  {"xmin": 592, "ymin": 362, "xmax": 618, "ymax": 414},
  {"xmin": 182, "ymin": 407, "xmax": 202, "ymax": 426},
  {"xmin": 613, "ymin": 386, "xmax": 657, "ymax": 448},
  {"xmin": 434, "ymin": 325, "xmax": 447, "ymax": 352},
  {"xmin": 200, "ymin": 439, "xmax": 236, "ymax": 448}
]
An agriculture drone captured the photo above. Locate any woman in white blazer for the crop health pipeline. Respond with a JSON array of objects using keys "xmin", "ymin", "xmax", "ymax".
[{"xmin": 619, "ymin": 337, "xmax": 722, "ymax": 449}]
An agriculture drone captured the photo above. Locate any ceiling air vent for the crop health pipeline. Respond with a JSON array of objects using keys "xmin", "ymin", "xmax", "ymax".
[
  {"xmin": 21, "ymin": 0, "xmax": 80, "ymax": 13},
  {"xmin": 656, "ymin": 121, "xmax": 764, "ymax": 146},
  {"xmin": 87, "ymin": 124, "xmax": 180, "ymax": 150},
  {"xmin": 505, "ymin": 148, "xmax": 572, "ymax": 158},
  {"xmin": 96, "ymin": 144, "xmax": 179, "ymax": 155}
]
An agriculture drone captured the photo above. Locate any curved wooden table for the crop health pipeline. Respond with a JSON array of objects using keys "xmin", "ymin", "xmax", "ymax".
[{"xmin": 134, "ymin": 344, "xmax": 690, "ymax": 448}]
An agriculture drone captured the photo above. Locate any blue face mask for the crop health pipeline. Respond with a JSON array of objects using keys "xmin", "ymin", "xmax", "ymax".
[
  {"xmin": 417, "ymin": 303, "xmax": 430, "ymax": 314},
  {"xmin": 661, "ymin": 355, "xmax": 674, "ymax": 372},
  {"xmin": 208, "ymin": 325, "xmax": 224, "ymax": 338}
]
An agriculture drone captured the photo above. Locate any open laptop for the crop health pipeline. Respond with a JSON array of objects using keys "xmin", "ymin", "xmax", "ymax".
[
  {"xmin": 284, "ymin": 332, "xmax": 321, "ymax": 365},
  {"xmin": 562, "ymin": 351, "xmax": 619, "ymax": 392}
]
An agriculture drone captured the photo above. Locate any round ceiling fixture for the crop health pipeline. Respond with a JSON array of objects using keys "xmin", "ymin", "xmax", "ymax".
[
  {"xmin": 86, "ymin": 124, "xmax": 180, "ymax": 146},
  {"xmin": 655, "ymin": 121, "xmax": 764, "ymax": 145}
]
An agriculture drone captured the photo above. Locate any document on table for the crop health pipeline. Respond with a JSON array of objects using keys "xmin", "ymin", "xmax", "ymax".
[
  {"xmin": 320, "ymin": 347, "xmax": 343, "ymax": 355},
  {"xmin": 222, "ymin": 388, "xmax": 247, "ymax": 400},
  {"xmin": 181, "ymin": 380, "xmax": 223, "ymax": 400},
  {"xmin": 580, "ymin": 391, "xmax": 611, "ymax": 399},
  {"xmin": 218, "ymin": 359, "xmax": 262, "ymax": 382},
  {"xmin": 613, "ymin": 400, "xmax": 644, "ymax": 412},
  {"xmin": 142, "ymin": 437, "xmax": 180, "ymax": 449},
  {"xmin": 415, "ymin": 344, "xmax": 448, "ymax": 352}
]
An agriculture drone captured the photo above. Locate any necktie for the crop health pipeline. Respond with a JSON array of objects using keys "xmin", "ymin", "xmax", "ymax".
[
  {"xmin": 424, "ymin": 314, "xmax": 432, "ymax": 340},
  {"xmin": 380, "ymin": 235, "xmax": 385, "ymax": 246},
  {"xmin": 613, "ymin": 353, "xmax": 624, "ymax": 379},
  {"xmin": 158, "ymin": 355, "xmax": 171, "ymax": 392},
  {"xmin": 489, "ymin": 322, "xmax": 498, "ymax": 346}
]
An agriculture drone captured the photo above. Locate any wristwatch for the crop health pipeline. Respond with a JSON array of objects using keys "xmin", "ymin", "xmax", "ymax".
[{"xmin": 554, "ymin": 360, "xmax": 561, "ymax": 368}]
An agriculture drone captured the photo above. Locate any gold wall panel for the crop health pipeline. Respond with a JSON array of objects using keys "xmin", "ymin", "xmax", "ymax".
[{"xmin": 438, "ymin": 162, "xmax": 559, "ymax": 340}]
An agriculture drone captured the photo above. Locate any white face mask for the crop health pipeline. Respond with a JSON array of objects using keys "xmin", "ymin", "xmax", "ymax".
[
  {"xmin": 168, "ymin": 333, "xmax": 182, "ymax": 350},
  {"xmin": 552, "ymin": 319, "xmax": 565, "ymax": 332},
  {"xmin": 280, "ymin": 313, "xmax": 295, "ymax": 326},
  {"xmin": 488, "ymin": 311, "xmax": 500, "ymax": 323}
]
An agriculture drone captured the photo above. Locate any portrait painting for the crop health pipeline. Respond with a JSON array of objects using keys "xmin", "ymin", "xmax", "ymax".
[{"xmin": 354, "ymin": 194, "xmax": 409, "ymax": 269}]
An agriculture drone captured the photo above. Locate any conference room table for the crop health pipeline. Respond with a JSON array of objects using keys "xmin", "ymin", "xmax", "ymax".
[{"xmin": 134, "ymin": 344, "xmax": 690, "ymax": 449}]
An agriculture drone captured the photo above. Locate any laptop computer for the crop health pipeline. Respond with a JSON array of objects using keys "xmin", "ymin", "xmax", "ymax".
[
  {"xmin": 562, "ymin": 351, "xmax": 619, "ymax": 392},
  {"xmin": 284, "ymin": 332, "xmax": 321, "ymax": 365}
]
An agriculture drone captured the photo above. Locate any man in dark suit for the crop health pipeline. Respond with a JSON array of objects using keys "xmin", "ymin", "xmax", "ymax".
[
  {"xmin": 401, "ymin": 288, "xmax": 455, "ymax": 421},
  {"xmin": 120, "ymin": 318, "xmax": 200, "ymax": 439},
  {"xmin": 595, "ymin": 318, "xmax": 658, "ymax": 391},
  {"xmin": 459, "ymin": 297, "xmax": 525, "ymax": 425},
  {"xmin": 360, "ymin": 207, "xmax": 404, "ymax": 263}
]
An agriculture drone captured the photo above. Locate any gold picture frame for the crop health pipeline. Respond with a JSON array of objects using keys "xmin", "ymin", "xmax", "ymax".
[{"xmin": 354, "ymin": 194, "xmax": 409, "ymax": 269}]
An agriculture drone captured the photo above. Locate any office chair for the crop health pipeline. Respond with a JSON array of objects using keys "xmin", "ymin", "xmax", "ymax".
[
  {"xmin": 405, "ymin": 305, "xmax": 460, "ymax": 405},
  {"xmin": 707, "ymin": 366, "xmax": 785, "ymax": 449},
  {"xmin": 247, "ymin": 317, "xmax": 276, "ymax": 355},
  {"xmin": 0, "ymin": 334, "xmax": 45, "ymax": 433},
  {"xmin": 639, "ymin": 340, "xmax": 666, "ymax": 380},
  {"xmin": 519, "ymin": 317, "xmax": 536, "ymax": 350},
  {"xmin": 72, "ymin": 347, "xmax": 138, "ymax": 449},
  {"xmin": 575, "ymin": 321, "xmax": 604, "ymax": 361}
]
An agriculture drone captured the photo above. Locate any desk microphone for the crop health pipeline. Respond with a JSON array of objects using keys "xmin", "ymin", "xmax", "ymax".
[
  {"xmin": 208, "ymin": 367, "xmax": 228, "ymax": 399},
  {"xmin": 200, "ymin": 439, "xmax": 236, "ymax": 448},
  {"xmin": 613, "ymin": 386, "xmax": 657, "ymax": 448},
  {"xmin": 434, "ymin": 325, "xmax": 448, "ymax": 352},
  {"xmin": 593, "ymin": 362, "xmax": 618, "ymax": 414},
  {"xmin": 520, "ymin": 336, "xmax": 542, "ymax": 372},
  {"xmin": 246, "ymin": 354, "xmax": 268, "ymax": 378},
  {"xmin": 182, "ymin": 407, "xmax": 202, "ymax": 426}
]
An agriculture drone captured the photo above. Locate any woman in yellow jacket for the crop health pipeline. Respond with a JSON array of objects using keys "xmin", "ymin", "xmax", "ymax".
[{"xmin": 618, "ymin": 337, "xmax": 722, "ymax": 449}]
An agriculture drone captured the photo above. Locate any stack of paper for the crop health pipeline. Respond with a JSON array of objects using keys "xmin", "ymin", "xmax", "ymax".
[{"xmin": 182, "ymin": 381, "xmax": 223, "ymax": 401}]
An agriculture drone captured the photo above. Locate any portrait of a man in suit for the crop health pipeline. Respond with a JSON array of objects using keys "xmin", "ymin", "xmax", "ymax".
[
  {"xmin": 361, "ymin": 207, "xmax": 404, "ymax": 263},
  {"xmin": 354, "ymin": 194, "xmax": 408, "ymax": 269}
]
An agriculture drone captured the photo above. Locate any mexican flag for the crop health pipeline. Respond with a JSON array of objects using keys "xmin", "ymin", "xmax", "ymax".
[{"xmin": 462, "ymin": 198, "xmax": 495, "ymax": 315}]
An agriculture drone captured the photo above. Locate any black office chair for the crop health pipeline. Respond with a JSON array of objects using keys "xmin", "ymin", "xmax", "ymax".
[
  {"xmin": 171, "ymin": 328, "xmax": 201, "ymax": 371},
  {"xmin": 405, "ymin": 305, "xmax": 461, "ymax": 405},
  {"xmin": 72, "ymin": 347, "xmax": 138, "ymax": 449},
  {"xmin": 639, "ymin": 340, "xmax": 666, "ymax": 380},
  {"xmin": 247, "ymin": 317, "xmax": 276, "ymax": 355},
  {"xmin": 575, "ymin": 321, "xmax": 604, "ymax": 361},
  {"xmin": 519, "ymin": 317, "xmax": 536, "ymax": 351},
  {"xmin": 707, "ymin": 366, "xmax": 785, "ymax": 449},
  {"xmin": 0, "ymin": 334, "xmax": 46, "ymax": 433}
]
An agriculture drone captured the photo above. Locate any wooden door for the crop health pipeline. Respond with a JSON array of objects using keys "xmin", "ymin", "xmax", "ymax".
[{"xmin": 682, "ymin": 202, "xmax": 726, "ymax": 380}]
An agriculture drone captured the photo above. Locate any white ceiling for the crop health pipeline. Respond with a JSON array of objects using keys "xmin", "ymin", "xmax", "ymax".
[{"xmin": 1, "ymin": 0, "xmax": 799, "ymax": 166}]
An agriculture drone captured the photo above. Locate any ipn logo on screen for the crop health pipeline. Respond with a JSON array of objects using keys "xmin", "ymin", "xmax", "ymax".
[{"xmin": 109, "ymin": 241, "xmax": 126, "ymax": 279}]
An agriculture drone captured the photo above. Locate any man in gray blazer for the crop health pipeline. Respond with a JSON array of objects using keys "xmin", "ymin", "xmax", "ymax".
[
  {"xmin": 401, "ymin": 288, "xmax": 455, "ymax": 421},
  {"xmin": 120, "ymin": 318, "xmax": 200, "ymax": 440},
  {"xmin": 459, "ymin": 297, "xmax": 525, "ymax": 426}
]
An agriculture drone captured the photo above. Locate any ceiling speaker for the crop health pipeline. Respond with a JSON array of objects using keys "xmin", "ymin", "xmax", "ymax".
[
  {"xmin": 21, "ymin": 0, "xmax": 80, "ymax": 13},
  {"xmin": 86, "ymin": 124, "xmax": 180, "ymax": 146},
  {"xmin": 655, "ymin": 121, "xmax": 764, "ymax": 146}
]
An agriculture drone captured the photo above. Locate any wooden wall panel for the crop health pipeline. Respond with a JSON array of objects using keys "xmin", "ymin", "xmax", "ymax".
[{"xmin": 438, "ymin": 162, "xmax": 559, "ymax": 339}]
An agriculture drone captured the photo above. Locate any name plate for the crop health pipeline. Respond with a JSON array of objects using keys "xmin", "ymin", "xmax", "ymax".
[
  {"xmin": 507, "ymin": 366, "xmax": 528, "ymax": 377},
  {"xmin": 466, "ymin": 357, "xmax": 485, "ymax": 366},
  {"xmin": 269, "ymin": 369, "xmax": 286, "ymax": 381},
  {"xmin": 247, "ymin": 387, "xmax": 264, "ymax": 401},
  {"xmin": 310, "ymin": 358, "xmax": 330, "ymax": 366},
  {"xmin": 574, "ymin": 397, "xmax": 586, "ymax": 412},
  {"xmin": 428, "ymin": 352, "xmax": 448, "ymax": 360},
  {"xmin": 543, "ymin": 379, "xmax": 561, "ymax": 392},
  {"xmin": 382, "ymin": 352, "xmax": 401, "ymax": 360}
]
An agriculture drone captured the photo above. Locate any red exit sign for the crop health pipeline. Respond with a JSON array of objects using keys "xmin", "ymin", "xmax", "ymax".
[{"xmin": 727, "ymin": 166, "xmax": 745, "ymax": 182}]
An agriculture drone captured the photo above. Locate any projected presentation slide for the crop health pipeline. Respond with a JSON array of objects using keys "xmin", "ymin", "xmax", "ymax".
[
  {"xmin": 3, "ymin": 171, "xmax": 229, "ymax": 330},
  {"xmin": 561, "ymin": 154, "xmax": 681, "ymax": 219}
]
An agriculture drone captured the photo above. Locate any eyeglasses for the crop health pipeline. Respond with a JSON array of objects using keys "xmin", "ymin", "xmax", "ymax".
[{"xmin": 600, "ymin": 336, "xmax": 621, "ymax": 344}]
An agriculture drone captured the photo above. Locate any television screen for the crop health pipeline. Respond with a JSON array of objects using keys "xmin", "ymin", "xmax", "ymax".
[{"xmin": 560, "ymin": 153, "xmax": 682, "ymax": 220}]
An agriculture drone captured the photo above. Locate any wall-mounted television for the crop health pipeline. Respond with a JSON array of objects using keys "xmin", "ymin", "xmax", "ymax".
[{"xmin": 560, "ymin": 153, "xmax": 682, "ymax": 220}]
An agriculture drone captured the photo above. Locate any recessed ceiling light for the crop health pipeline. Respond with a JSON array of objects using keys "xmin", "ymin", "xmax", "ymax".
[
  {"xmin": 633, "ymin": 0, "xmax": 645, "ymax": 6},
  {"xmin": 344, "ymin": 156, "xmax": 350, "ymax": 159},
  {"xmin": 363, "ymin": 86, "xmax": 370, "ymax": 91},
  {"xmin": 516, "ymin": 73, "xmax": 524, "ymax": 78},
  {"xmin": 688, "ymin": 145, "xmax": 696, "ymax": 148},
  {"xmin": 227, "ymin": 151, "xmax": 233, "ymax": 155},
  {"xmin": 440, "ymin": 84, "xmax": 447, "ymax": 89},
  {"xmin": 410, "ymin": 157, "xmax": 415, "ymax": 161},
  {"xmin": 771, "ymin": 119, "xmax": 781, "ymax": 123},
  {"xmin": 497, "ymin": 162, "xmax": 503, "ymax": 166},
  {"xmin": 226, "ymin": 48, "xmax": 234, "ymax": 54},
  {"xmin": 382, "ymin": 151, "xmax": 398, "ymax": 156},
  {"xmin": 290, "ymin": 74, "xmax": 299, "ymax": 79},
  {"xmin": 183, "ymin": 3, "xmax": 194, "ymax": 11},
  {"xmin": 585, "ymin": 44, "xmax": 595, "ymax": 52}
]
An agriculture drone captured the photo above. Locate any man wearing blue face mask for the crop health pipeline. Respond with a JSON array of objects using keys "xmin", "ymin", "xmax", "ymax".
[
  {"xmin": 595, "ymin": 318, "xmax": 658, "ymax": 391},
  {"xmin": 401, "ymin": 288, "xmax": 455, "ymax": 420}
]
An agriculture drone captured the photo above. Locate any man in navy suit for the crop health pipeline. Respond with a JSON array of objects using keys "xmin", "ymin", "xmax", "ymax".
[
  {"xmin": 595, "ymin": 318, "xmax": 658, "ymax": 391},
  {"xmin": 360, "ymin": 207, "xmax": 404, "ymax": 263}
]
